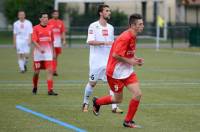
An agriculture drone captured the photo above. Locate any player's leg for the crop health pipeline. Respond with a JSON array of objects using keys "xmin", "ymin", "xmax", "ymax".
[
  {"xmin": 32, "ymin": 70, "xmax": 40, "ymax": 94},
  {"xmin": 32, "ymin": 61, "xmax": 41, "ymax": 94},
  {"xmin": 82, "ymin": 81, "xmax": 97, "ymax": 112},
  {"xmin": 123, "ymin": 73, "xmax": 142, "ymax": 128},
  {"xmin": 53, "ymin": 47, "xmax": 61, "ymax": 76},
  {"xmin": 92, "ymin": 76, "xmax": 124, "ymax": 116},
  {"xmin": 16, "ymin": 41, "xmax": 25, "ymax": 73},
  {"xmin": 82, "ymin": 68, "xmax": 99, "ymax": 112},
  {"xmin": 17, "ymin": 53, "xmax": 25, "ymax": 73},
  {"xmin": 23, "ymin": 44, "xmax": 31, "ymax": 72},
  {"xmin": 46, "ymin": 61, "xmax": 58, "ymax": 95}
]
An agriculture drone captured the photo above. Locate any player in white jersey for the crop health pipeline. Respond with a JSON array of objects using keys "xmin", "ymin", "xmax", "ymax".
[
  {"xmin": 82, "ymin": 5, "xmax": 123, "ymax": 114},
  {"xmin": 13, "ymin": 10, "xmax": 32, "ymax": 73}
]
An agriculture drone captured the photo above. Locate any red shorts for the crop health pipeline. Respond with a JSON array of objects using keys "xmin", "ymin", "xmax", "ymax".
[
  {"xmin": 54, "ymin": 47, "xmax": 62, "ymax": 56},
  {"xmin": 107, "ymin": 73, "xmax": 138, "ymax": 93},
  {"xmin": 33, "ymin": 61, "xmax": 53, "ymax": 71}
]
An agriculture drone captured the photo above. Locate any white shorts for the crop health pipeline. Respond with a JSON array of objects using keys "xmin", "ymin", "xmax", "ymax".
[
  {"xmin": 89, "ymin": 67, "xmax": 107, "ymax": 82},
  {"xmin": 16, "ymin": 39, "xmax": 30, "ymax": 54}
]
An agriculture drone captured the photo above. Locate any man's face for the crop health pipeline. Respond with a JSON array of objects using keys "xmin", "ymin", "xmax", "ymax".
[
  {"xmin": 101, "ymin": 7, "xmax": 111, "ymax": 20},
  {"xmin": 134, "ymin": 19, "xmax": 144, "ymax": 33},
  {"xmin": 52, "ymin": 12, "xmax": 59, "ymax": 19},
  {"xmin": 40, "ymin": 14, "xmax": 49, "ymax": 25},
  {"xmin": 18, "ymin": 11, "xmax": 25, "ymax": 20}
]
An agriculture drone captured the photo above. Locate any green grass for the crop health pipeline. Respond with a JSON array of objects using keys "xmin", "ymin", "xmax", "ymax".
[{"xmin": 0, "ymin": 48, "xmax": 200, "ymax": 132}]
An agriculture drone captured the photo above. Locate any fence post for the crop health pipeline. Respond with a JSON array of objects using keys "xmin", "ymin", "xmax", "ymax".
[{"xmin": 170, "ymin": 26, "xmax": 174, "ymax": 48}]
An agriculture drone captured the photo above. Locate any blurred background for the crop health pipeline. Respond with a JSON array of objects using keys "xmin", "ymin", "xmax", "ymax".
[{"xmin": 0, "ymin": 0, "xmax": 199, "ymax": 48}]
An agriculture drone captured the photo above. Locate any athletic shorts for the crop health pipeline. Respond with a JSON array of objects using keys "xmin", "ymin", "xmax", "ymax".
[
  {"xmin": 33, "ymin": 61, "xmax": 53, "ymax": 71},
  {"xmin": 16, "ymin": 39, "xmax": 30, "ymax": 54},
  {"xmin": 107, "ymin": 73, "xmax": 138, "ymax": 93},
  {"xmin": 89, "ymin": 67, "xmax": 107, "ymax": 82},
  {"xmin": 54, "ymin": 47, "xmax": 62, "ymax": 56}
]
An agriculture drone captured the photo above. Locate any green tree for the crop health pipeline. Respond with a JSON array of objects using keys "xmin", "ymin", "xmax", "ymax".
[
  {"xmin": 3, "ymin": 0, "xmax": 65, "ymax": 26},
  {"xmin": 68, "ymin": 6, "xmax": 128, "ymax": 27}
]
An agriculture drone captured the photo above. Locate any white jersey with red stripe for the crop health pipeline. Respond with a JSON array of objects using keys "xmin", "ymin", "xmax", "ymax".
[{"xmin": 87, "ymin": 21, "xmax": 114, "ymax": 72}]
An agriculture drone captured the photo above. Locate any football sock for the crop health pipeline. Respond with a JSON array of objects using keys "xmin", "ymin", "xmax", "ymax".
[
  {"xmin": 83, "ymin": 83, "xmax": 93, "ymax": 104},
  {"xmin": 53, "ymin": 60, "xmax": 57, "ymax": 72},
  {"xmin": 110, "ymin": 90, "xmax": 117, "ymax": 109},
  {"xmin": 18, "ymin": 59, "xmax": 25, "ymax": 71},
  {"xmin": 96, "ymin": 95, "xmax": 112, "ymax": 105},
  {"xmin": 47, "ymin": 80, "xmax": 53, "ymax": 92},
  {"xmin": 125, "ymin": 99, "xmax": 140, "ymax": 122},
  {"xmin": 33, "ymin": 75, "xmax": 38, "ymax": 88}
]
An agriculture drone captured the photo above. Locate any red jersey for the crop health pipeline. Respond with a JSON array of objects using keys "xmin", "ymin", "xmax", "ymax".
[
  {"xmin": 106, "ymin": 30, "xmax": 136, "ymax": 79},
  {"xmin": 48, "ymin": 19, "xmax": 65, "ymax": 47},
  {"xmin": 32, "ymin": 24, "xmax": 54, "ymax": 61}
]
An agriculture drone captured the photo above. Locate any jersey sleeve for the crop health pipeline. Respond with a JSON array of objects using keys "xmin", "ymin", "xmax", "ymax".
[
  {"xmin": 32, "ymin": 27, "xmax": 38, "ymax": 42},
  {"xmin": 86, "ymin": 24, "xmax": 95, "ymax": 43},
  {"xmin": 29, "ymin": 22, "xmax": 33, "ymax": 34},
  {"xmin": 113, "ymin": 38, "xmax": 128, "ymax": 57},
  {"xmin": 13, "ymin": 23, "xmax": 17, "ymax": 34}
]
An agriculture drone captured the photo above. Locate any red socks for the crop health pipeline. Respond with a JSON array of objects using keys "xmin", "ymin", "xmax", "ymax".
[
  {"xmin": 47, "ymin": 80, "xmax": 53, "ymax": 92},
  {"xmin": 53, "ymin": 60, "xmax": 57, "ymax": 72},
  {"xmin": 32, "ymin": 75, "xmax": 38, "ymax": 88},
  {"xmin": 125, "ymin": 99, "xmax": 140, "ymax": 122},
  {"xmin": 96, "ymin": 96, "xmax": 112, "ymax": 105}
]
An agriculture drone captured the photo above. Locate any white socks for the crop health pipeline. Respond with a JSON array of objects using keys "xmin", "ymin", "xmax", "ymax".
[
  {"xmin": 83, "ymin": 83, "xmax": 93, "ymax": 104},
  {"xmin": 18, "ymin": 59, "xmax": 25, "ymax": 71},
  {"xmin": 110, "ymin": 90, "xmax": 117, "ymax": 109}
]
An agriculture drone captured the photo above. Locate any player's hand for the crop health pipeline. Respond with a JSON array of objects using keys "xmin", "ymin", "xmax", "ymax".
[
  {"xmin": 129, "ymin": 58, "xmax": 140, "ymax": 66},
  {"xmin": 136, "ymin": 58, "xmax": 144, "ymax": 66},
  {"xmin": 13, "ymin": 44, "xmax": 16, "ymax": 49},
  {"xmin": 62, "ymin": 40, "xmax": 68, "ymax": 48}
]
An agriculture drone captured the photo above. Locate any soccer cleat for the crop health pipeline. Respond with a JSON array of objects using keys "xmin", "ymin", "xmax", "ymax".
[
  {"xmin": 32, "ymin": 87, "xmax": 37, "ymax": 94},
  {"xmin": 82, "ymin": 103, "xmax": 89, "ymax": 112},
  {"xmin": 53, "ymin": 72, "xmax": 58, "ymax": 76},
  {"xmin": 20, "ymin": 70, "xmax": 25, "ymax": 73},
  {"xmin": 48, "ymin": 90, "xmax": 58, "ymax": 96},
  {"xmin": 123, "ymin": 120, "xmax": 142, "ymax": 128},
  {"xmin": 92, "ymin": 97, "xmax": 100, "ymax": 116},
  {"xmin": 112, "ymin": 107, "xmax": 123, "ymax": 114}
]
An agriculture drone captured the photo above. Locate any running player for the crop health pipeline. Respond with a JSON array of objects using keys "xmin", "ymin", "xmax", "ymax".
[
  {"xmin": 92, "ymin": 14, "xmax": 144, "ymax": 128},
  {"xmin": 82, "ymin": 4, "xmax": 123, "ymax": 113},
  {"xmin": 13, "ymin": 10, "xmax": 32, "ymax": 73},
  {"xmin": 32, "ymin": 12, "xmax": 58, "ymax": 95},
  {"xmin": 48, "ymin": 10, "xmax": 66, "ymax": 76}
]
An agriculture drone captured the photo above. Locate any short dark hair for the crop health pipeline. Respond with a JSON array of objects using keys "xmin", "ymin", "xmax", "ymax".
[
  {"xmin": 39, "ymin": 12, "xmax": 48, "ymax": 18},
  {"xmin": 129, "ymin": 14, "xmax": 143, "ymax": 26},
  {"xmin": 97, "ymin": 4, "xmax": 109, "ymax": 17},
  {"xmin": 18, "ymin": 10, "xmax": 25, "ymax": 14}
]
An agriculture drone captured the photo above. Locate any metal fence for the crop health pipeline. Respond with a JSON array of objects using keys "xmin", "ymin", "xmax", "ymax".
[{"xmin": 0, "ymin": 26, "xmax": 191, "ymax": 48}]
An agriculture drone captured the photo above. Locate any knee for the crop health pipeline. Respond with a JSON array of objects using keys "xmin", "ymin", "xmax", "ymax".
[
  {"xmin": 135, "ymin": 92, "xmax": 142, "ymax": 100},
  {"xmin": 112, "ymin": 97, "xmax": 123, "ymax": 103},
  {"xmin": 89, "ymin": 82, "xmax": 96, "ymax": 87}
]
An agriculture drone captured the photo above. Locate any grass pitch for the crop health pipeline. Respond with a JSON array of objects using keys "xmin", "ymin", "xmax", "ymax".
[{"xmin": 0, "ymin": 47, "xmax": 200, "ymax": 132}]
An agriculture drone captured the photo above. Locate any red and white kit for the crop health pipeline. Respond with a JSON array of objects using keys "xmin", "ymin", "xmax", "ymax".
[{"xmin": 32, "ymin": 24, "xmax": 54, "ymax": 70}]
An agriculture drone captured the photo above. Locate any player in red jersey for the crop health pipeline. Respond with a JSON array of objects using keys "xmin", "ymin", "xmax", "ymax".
[
  {"xmin": 92, "ymin": 14, "xmax": 144, "ymax": 128},
  {"xmin": 32, "ymin": 12, "xmax": 58, "ymax": 95},
  {"xmin": 48, "ymin": 10, "xmax": 66, "ymax": 76}
]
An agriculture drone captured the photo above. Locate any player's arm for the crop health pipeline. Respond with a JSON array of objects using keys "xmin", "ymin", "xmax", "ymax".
[
  {"xmin": 87, "ymin": 40, "xmax": 112, "ymax": 46},
  {"xmin": 61, "ymin": 21, "xmax": 66, "ymax": 46},
  {"xmin": 13, "ymin": 34, "xmax": 17, "ymax": 49},
  {"xmin": 13, "ymin": 24, "xmax": 17, "ymax": 49},
  {"xmin": 112, "ymin": 53, "xmax": 140, "ymax": 66},
  {"xmin": 32, "ymin": 28, "xmax": 44, "ymax": 53}
]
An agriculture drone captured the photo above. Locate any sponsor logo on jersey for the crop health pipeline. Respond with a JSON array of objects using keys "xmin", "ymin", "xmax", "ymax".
[{"xmin": 102, "ymin": 29, "xmax": 108, "ymax": 36}]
